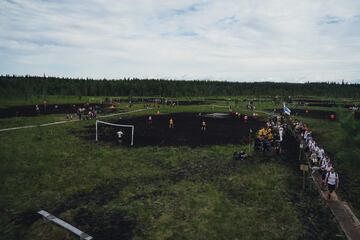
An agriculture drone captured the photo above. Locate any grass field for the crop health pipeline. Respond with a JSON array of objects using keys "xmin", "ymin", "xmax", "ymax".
[{"xmin": 0, "ymin": 97, "xmax": 352, "ymax": 239}]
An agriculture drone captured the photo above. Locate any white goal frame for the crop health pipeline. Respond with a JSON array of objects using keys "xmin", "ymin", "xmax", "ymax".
[{"xmin": 96, "ymin": 120, "xmax": 134, "ymax": 146}]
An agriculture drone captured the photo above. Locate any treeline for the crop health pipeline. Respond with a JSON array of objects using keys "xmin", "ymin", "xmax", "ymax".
[{"xmin": 1, "ymin": 75, "xmax": 359, "ymax": 98}]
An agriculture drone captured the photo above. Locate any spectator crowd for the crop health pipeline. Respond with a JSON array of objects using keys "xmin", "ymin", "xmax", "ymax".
[{"xmin": 293, "ymin": 120, "xmax": 339, "ymax": 200}]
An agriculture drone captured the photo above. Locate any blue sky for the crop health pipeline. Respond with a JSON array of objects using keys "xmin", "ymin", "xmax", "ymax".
[{"xmin": 1, "ymin": 0, "xmax": 360, "ymax": 82}]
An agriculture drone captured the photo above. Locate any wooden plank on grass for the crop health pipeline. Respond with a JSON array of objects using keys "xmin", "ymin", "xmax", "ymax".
[{"xmin": 38, "ymin": 210, "xmax": 93, "ymax": 240}]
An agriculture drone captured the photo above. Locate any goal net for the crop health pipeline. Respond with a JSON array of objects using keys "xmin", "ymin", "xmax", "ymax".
[{"xmin": 96, "ymin": 120, "xmax": 134, "ymax": 146}]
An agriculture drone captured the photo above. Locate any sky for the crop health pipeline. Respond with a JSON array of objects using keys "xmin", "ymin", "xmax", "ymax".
[{"xmin": 1, "ymin": 0, "xmax": 360, "ymax": 83}]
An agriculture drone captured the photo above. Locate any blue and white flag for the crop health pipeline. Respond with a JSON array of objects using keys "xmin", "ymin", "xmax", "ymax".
[{"xmin": 283, "ymin": 103, "xmax": 291, "ymax": 115}]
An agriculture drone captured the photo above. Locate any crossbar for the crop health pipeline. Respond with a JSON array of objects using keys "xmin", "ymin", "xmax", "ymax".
[
  {"xmin": 96, "ymin": 120, "xmax": 134, "ymax": 128},
  {"xmin": 38, "ymin": 210, "xmax": 93, "ymax": 240}
]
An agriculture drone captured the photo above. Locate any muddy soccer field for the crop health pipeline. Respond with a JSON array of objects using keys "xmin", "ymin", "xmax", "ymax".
[{"xmin": 90, "ymin": 112, "xmax": 264, "ymax": 147}]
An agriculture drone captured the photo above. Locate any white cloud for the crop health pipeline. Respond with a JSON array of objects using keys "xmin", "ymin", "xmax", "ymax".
[{"xmin": 0, "ymin": 0, "xmax": 360, "ymax": 82}]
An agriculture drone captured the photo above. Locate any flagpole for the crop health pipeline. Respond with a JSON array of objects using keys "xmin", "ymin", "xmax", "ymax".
[{"xmin": 283, "ymin": 102, "xmax": 291, "ymax": 116}]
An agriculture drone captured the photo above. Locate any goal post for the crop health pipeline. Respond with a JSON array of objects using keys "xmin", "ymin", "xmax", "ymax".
[{"xmin": 96, "ymin": 120, "xmax": 134, "ymax": 146}]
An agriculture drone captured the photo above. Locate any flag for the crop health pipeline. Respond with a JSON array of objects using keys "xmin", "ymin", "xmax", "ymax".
[{"xmin": 283, "ymin": 103, "xmax": 291, "ymax": 115}]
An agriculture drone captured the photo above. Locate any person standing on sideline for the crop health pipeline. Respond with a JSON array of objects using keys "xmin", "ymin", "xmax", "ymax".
[
  {"xmin": 35, "ymin": 105, "xmax": 40, "ymax": 115},
  {"xmin": 117, "ymin": 130, "xmax": 124, "ymax": 144},
  {"xmin": 278, "ymin": 125, "xmax": 284, "ymax": 142},
  {"xmin": 325, "ymin": 167, "xmax": 339, "ymax": 200},
  {"xmin": 77, "ymin": 108, "xmax": 82, "ymax": 120},
  {"xmin": 169, "ymin": 117, "xmax": 174, "ymax": 129}
]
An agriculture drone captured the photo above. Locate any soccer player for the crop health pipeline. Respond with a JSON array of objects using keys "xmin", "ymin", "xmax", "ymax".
[
  {"xmin": 117, "ymin": 130, "xmax": 124, "ymax": 144},
  {"xmin": 35, "ymin": 105, "xmax": 40, "ymax": 115},
  {"xmin": 201, "ymin": 120, "xmax": 207, "ymax": 131},
  {"xmin": 169, "ymin": 117, "xmax": 174, "ymax": 128}
]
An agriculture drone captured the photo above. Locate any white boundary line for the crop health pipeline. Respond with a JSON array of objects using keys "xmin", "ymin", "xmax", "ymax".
[
  {"xmin": 254, "ymin": 110, "xmax": 274, "ymax": 116},
  {"xmin": 207, "ymin": 104, "xmax": 228, "ymax": 108},
  {"xmin": 0, "ymin": 108, "xmax": 152, "ymax": 132},
  {"xmin": 0, "ymin": 125, "xmax": 37, "ymax": 132},
  {"xmin": 38, "ymin": 210, "xmax": 93, "ymax": 240}
]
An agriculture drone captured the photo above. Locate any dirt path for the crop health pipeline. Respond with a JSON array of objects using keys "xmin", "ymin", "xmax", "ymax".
[
  {"xmin": 328, "ymin": 201, "xmax": 360, "ymax": 240},
  {"xmin": 311, "ymin": 171, "xmax": 360, "ymax": 239},
  {"xmin": 0, "ymin": 108, "xmax": 152, "ymax": 133}
]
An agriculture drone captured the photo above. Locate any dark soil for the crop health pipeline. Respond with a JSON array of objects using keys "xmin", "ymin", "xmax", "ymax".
[
  {"xmin": 88, "ymin": 112, "xmax": 264, "ymax": 147},
  {"xmin": 73, "ymin": 207, "xmax": 135, "ymax": 240},
  {"xmin": 13, "ymin": 210, "xmax": 40, "ymax": 226},
  {"xmin": 280, "ymin": 129, "xmax": 300, "ymax": 160},
  {"xmin": 48, "ymin": 178, "xmax": 135, "ymax": 240},
  {"xmin": 0, "ymin": 103, "xmax": 109, "ymax": 118},
  {"xmin": 51, "ymin": 179, "xmax": 128, "ymax": 215},
  {"xmin": 295, "ymin": 99, "xmax": 338, "ymax": 107},
  {"xmin": 355, "ymin": 112, "xmax": 360, "ymax": 120}
]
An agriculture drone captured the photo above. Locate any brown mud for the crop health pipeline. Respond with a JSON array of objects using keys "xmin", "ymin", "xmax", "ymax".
[{"xmin": 85, "ymin": 112, "xmax": 264, "ymax": 147}]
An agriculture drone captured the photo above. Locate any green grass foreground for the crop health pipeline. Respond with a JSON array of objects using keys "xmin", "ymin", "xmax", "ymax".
[{"xmin": 0, "ymin": 103, "xmax": 342, "ymax": 239}]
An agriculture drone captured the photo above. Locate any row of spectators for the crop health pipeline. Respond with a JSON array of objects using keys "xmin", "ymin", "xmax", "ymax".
[
  {"xmin": 34, "ymin": 103, "xmax": 101, "ymax": 120},
  {"xmin": 254, "ymin": 115, "xmax": 287, "ymax": 155},
  {"xmin": 293, "ymin": 120, "xmax": 339, "ymax": 200},
  {"xmin": 76, "ymin": 106, "xmax": 98, "ymax": 120}
]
